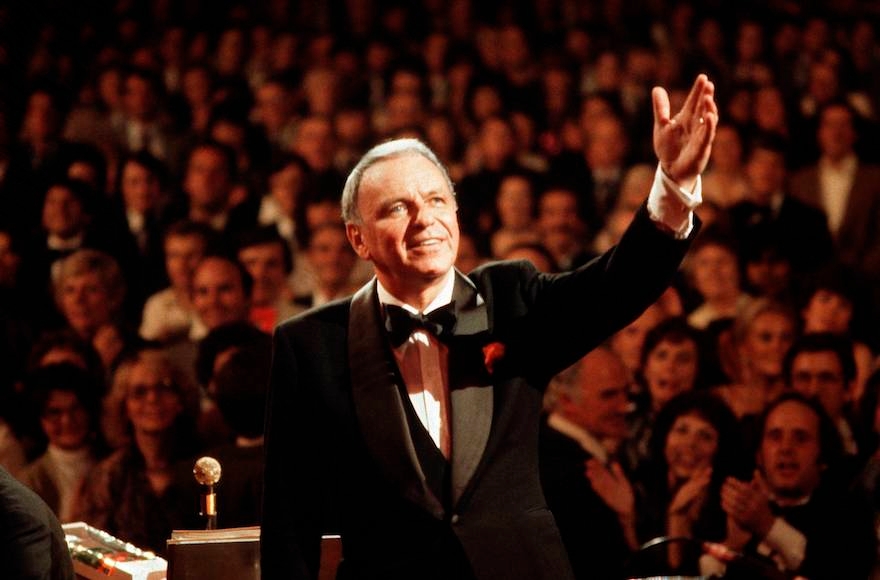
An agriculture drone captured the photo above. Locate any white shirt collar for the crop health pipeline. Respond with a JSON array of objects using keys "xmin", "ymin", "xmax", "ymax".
[
  {"xmin": 47, "ymin": 233, "xmax": 84, "ymax": 251},
  {"xmin": 547, "ymin": 412, "xmax": 610, "ymax": 464},
  {"xmin": 376, "ymin": 269, "xmax": 456, "ymax": 314}
]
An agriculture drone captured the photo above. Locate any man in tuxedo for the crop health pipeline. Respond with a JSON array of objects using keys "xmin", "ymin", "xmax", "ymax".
[
  {"xmin": 0, "ymin": 465, "xmax": 73, "ymax": 579},
  {"xmin": 261, "ymin": 74, "xmax": 718, "ymax": 580}
]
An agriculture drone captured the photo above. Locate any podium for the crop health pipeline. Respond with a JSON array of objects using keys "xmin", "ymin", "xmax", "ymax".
[{"xmin": 166, "ymin": 527, "xmax": 342, "ymax": 580}]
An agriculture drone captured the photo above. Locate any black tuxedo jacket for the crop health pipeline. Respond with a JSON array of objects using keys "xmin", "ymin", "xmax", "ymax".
[
  {"xmin": 538, "ymin": 420, "xmax": 634, "ymax": 580},
  {"xmin": 261, "ymin": 204, "xmax": 697, "ymax": 580},
  {"xmin": 0, "ymin": 466, "xmax": 73, "ymax": 580}
]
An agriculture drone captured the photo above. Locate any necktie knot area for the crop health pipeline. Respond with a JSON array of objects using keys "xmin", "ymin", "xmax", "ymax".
[{"xmin": 385, "ymin": 303, "xmax": 457, "ymax": 347}]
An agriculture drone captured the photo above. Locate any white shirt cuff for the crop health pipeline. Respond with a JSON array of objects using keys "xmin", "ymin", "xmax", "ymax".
[
  {"xmin": 699, "ymin": 554, "xmax": 727, "ymax": 577},
  {"xmin": 763, "ymin": 517, "xmax": 807, "ymax": 571},
  {"xmin": 646, "ymin": 164, "xmax": 703, "ymax": 239}
]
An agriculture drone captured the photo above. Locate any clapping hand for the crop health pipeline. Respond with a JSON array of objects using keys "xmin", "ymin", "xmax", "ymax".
[
  {"xmin": 720, "ymin": 470, "xmax": 776, "ymax": 539},
  {"xmin": 586, "ymin": 458, "xmax": 635, "ymax": 519},
  {"xmin": 668, "ymin": 466, "xmax": 712, "ymax": 525},
  {"xmin": 586, "ymin": 458, "xmax": 639, "ymax": 549},
  {"xmin": 653, "ymin": 74, "xmax": 718, "ymax": 192}
]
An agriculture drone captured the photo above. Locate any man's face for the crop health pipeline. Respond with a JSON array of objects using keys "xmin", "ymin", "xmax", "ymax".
[
  {"xmin": 58, "ymin": 272, "xmax": 114, "ymax": 337},
  {"xmin": 346, "ymin": 153, "xmax": 459, "ymax": 296},
  {"xmin": 42, "ymin": 186, "xmax": 86, "ymax": 238},
  {"xmin": 191, "ymin": 257, "xmax": 250, "ymax": 329},
  {"xmin": 164, "ymin": 234, "xmax": 206, "ymax": 292},
  {"xmin": 758, "ymin": 399, "xmax": 823, "ymax": 500},
  {"xmin": 789, "ymin": 351, "xmax": 849, "ymax": 420},
  {"xmin": 0, "ymin": 231, "xmax": 21, "ymax": 286},
  {"xmin": 121, "ymin": 161, "xmax": 161, "ymax": 214},
  {"xmin": 292, "ymin": 117, "xmax": 335, "ymax": 172},
  {"xmin": 561, "ymin": 350, "xmax": 631, "ymax": 441},
  {"xmin": 184, "ymin": 147, "xmax": 230, "ymax": 212},
  {"xmin": 745, "ymin": 148, "xmax": 786, "ymax": 203},
  {"xmin": 537, "ymin": 189, "xmax": 582, "ymax": 234},
  {"xmin": 238, "ymin": 242, "xmax": 289, "ymax": 307},
  {"xmin": 308, "ymin": 225, "xmax": 357, "ymax": 291},
  {"xmin": 689, "ymin": 243, "xmax": 740, "ymax": 301},
  {"xmin": 269, "ymin": 164, "xmax": 306, "ymax": 216},
  {"xmin": 818, "ymin": 105, "xmax": 856, "ymax": 161},
  {"xmin": 124, "ymin": 75, "xmax": 156, "ymax": 121},
  {"xmin": 802, "ymin": 289, "xmax": 853, "ymax": 334}
]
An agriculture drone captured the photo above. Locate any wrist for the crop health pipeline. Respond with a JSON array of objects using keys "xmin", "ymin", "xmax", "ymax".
[{"xmin": 660, "ymin": 164, "xmax": 697, "ymax": 193}]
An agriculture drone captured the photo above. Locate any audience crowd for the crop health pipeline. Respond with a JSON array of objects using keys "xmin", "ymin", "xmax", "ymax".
[{"xmin": 1, "ymin": 0, "xmax": 880, "ymax": 577}]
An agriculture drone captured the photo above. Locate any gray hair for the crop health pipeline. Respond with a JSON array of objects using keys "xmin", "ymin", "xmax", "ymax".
[
  {"xmin": 52, "ymin": 248, "xmax": 126, "ymax": 314},
  {"xmin": 340, "ymin": 138, "xmax": 455, "ymax": 224}
]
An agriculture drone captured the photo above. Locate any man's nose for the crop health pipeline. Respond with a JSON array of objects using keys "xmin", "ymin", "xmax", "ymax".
[{"xmin": 412, "ymin": 202, "xmax": 436, "ymax": 226}]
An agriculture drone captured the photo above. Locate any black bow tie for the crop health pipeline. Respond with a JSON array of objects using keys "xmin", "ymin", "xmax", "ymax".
[{"xmin": 384, "ymin": 302, "xmax": 457, "ymax": 347}]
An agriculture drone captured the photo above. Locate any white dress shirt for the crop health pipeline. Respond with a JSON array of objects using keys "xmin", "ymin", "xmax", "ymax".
[{"xmin": 378, "ymin": 270, "xmax": 456, "ymax": 457}]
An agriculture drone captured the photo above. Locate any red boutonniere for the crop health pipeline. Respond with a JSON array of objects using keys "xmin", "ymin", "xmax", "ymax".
[{"xmin": 482, "ymin": 342, "xmax": 506, "ymax": 375}]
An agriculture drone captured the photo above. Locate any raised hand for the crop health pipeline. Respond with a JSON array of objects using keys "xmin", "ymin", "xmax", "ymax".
[{"xmin": 652, "ymin": 74, "xmax": 718, "ymax": 191}]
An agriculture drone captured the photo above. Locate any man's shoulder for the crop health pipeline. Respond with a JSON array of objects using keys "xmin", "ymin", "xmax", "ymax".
[
  {"xmin": 467, "ymin": 259, "xmax": 537, "ymax": 285},
  {"xmin": 275, "ymin": 296, "xmax": 353, "ymax": 334}
]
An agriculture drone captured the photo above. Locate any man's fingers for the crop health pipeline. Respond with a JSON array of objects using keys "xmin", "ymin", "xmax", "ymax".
[
  {"xmin": 652, "ymin": 86, "xmax": 671, "ymax": 125},
  {"xmin": 677, "ymin": 74, "xmax": 709, "ymax": 123},
  {"xmin": 752, "ymin": 469, "xmax": 770, "ymax": 495}
]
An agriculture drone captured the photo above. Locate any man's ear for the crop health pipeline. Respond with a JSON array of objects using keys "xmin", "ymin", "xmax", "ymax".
[{"xmin": 346, "ymin": 223, "xmax": 371, "ymax": 261}]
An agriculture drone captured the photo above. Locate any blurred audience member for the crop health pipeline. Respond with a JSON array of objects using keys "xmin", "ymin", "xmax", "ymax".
[
  {"xmin": 77, "ymin": 346, "xmax": 202, "ymax": 555},
  {"xmin": 540, "ymin": 346, "xmax": 638, "ymax": 580},
  {"xmin": 140, "ymin": 220, "xmax": 216, "ymax": 344},
  {"xmin": 19, "ymin": 363, "xmax": 106, "ymax": 522}
]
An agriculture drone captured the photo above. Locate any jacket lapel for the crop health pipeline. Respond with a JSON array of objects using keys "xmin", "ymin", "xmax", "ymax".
[
  {"xmin": 448, "ymin": 272, "xmax": 493, "ymax": 505},
  {"xmin": 348, "ymin": 280, "xmax": 445, "ymax": 518},
  {"xmin": 347, "ymin": 273, "xmax": 496, "ymax": 512}
]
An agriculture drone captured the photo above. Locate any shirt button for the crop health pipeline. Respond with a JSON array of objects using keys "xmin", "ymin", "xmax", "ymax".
[{"xmin": 450, "ymin": 514, "xmax": 460, "ymax": 525}]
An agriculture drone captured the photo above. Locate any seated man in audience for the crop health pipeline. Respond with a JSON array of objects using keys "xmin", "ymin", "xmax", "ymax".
[
  {"xmin": 539, "ymin": 346, "xmax": 638, "ymax": 580},
  {"xmin": 235, "ymin": 225, "xmax": 300, "ymax": 332},
  {"xmin": 783, "ymin": 332, "xmax": 862, "ymax": 465},
  {"xmin": 706, "ymin": 393, "xmax": 875, "ymax": 579}
]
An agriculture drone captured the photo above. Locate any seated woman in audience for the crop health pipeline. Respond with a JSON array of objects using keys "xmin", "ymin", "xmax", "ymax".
[
  {"xmin": 488, "ymin": 171, "xmax": 541, "ymax": 259},
  {"xmin": 631, "ymin": 390, "xmax": 745, "ymax": 577},
  {"xmin": 26, "ymin": 328, "xmax": 105, "ymax": 378},
  {"xmin": 608, "ymin": 301, "xmax": 671, "ymax": 388},
  {"xmin": 701, "ymin": 123, "xmax": 749, "ymax": 208},
  {"xmin": 19, "ymin": 363, "xmax": 107, "ymax": 522},
  {"xmin": 626, "ymin": 317, "xmax": 710, "ymax": 470},
  {"xmin": 76, "ymin": 346, "xmax": 202, "ymax": 554},
  {"xmin": 711, "ymin": 298, "xmax": 799, "ymax": 421}
]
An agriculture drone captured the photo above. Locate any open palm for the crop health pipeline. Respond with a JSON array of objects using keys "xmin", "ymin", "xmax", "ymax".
[{"xmin": 653, "ymin": 74, "xmax": 719, "ymax": 191}]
